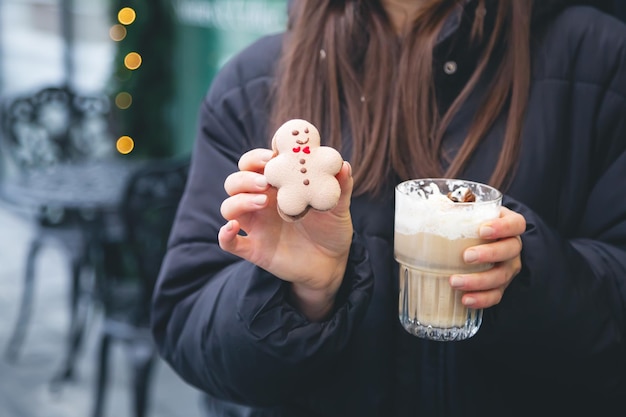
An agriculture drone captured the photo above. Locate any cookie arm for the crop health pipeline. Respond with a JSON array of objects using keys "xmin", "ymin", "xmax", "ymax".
[{"xmin": 314, "ymin": 146, "xmax": 344, "ymax": 174}]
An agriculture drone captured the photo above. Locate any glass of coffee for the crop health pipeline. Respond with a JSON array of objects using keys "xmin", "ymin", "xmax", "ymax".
[{"xmin": 394, "ymin": 178, "xmax": 502, "ymax": 341}]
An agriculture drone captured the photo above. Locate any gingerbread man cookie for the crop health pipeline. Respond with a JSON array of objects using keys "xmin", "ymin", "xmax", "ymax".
[{"xmin": 264, "ymin": 119, "xmax": 343, "ymax": 221}]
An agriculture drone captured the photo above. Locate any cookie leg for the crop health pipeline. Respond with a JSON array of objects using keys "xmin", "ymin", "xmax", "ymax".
[
  {"xmin": 276, "ymin": 187, "xmax": 310, "ymax": 219},
  {"xmin": 309, "ymin": 179, "xmax": 341, "ymax": 212}
]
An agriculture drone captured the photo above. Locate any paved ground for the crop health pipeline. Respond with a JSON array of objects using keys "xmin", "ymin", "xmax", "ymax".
[{"xmin": 0, "ymin": 205, "xmax": 205, "ymax": 417}]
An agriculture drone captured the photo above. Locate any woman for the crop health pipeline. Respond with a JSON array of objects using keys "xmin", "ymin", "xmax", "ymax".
[{"xmin": 151, "ymin": 1, "xmax": 626, "ymax": 416}]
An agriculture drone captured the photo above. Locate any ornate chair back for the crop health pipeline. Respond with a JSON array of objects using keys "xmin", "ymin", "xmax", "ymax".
[{"xmin": 1, "ymin": 85, "xmax": 114, "ymax": 175}]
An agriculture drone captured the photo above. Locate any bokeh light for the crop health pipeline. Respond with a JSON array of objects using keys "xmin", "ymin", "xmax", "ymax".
[
  {"xmin": 118, "ymin": 7, "xmax": 136, "ymax": 25},
  {"xmin": 124, "ymin": 52, "xmax": 142, "ymax": 70},
  {"xmin": 116, "ymin": 136, "xmax": 135, "ymax": 154},
  {"xmin": 109, "ymin": 24, "xmax": 127, "ymax": 41},
  {"xmin": 115, "ymin": 92, "xmax": 133, "ymax": 109}
]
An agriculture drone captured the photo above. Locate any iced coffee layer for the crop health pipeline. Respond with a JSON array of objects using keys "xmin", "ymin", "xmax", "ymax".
[
  {"xmin": 399, "ymin": 264, "xmax": 468, "ymax": 328},
  {"xmin": 394, "ymin": 232, "xmax": 490, "ymax": 274}
]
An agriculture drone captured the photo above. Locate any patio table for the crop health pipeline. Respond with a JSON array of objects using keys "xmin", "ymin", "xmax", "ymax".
[{"xmin": 0, "ymin": 156, "xmax": 145, "ymax": 388}]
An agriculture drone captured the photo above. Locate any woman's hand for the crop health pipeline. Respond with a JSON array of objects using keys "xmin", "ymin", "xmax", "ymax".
[
  {"xmin": 449, "ymin": 207, "xmax": 526, "ymax": 309},
  {"xmin": 218, "ymin": 148, "xmax": 354, "ymax": 321}
]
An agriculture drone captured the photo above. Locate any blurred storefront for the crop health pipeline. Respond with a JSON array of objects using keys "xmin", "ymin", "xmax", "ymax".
[
  {"xmin": 170, "ymin": 0, "xmax": 288, "ymax": 155},
  {"xmin": 0, "ymin": 0, "xmax": 287, "ymax": 160},
  {"xmin": 0, "ymin": 0, "xmax": 114, "ymax": 95}
]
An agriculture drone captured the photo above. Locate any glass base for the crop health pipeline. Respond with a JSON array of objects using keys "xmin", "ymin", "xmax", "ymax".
[{"xmin": 399, "ymin": 311, "xmax": 482, "ymax": 341}]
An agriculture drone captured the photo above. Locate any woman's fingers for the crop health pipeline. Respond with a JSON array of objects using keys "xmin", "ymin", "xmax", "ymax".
[
  {"xmin": 332, "ymin": 161, "xmax": 353, "ymax": 215},
  {"xmin": 218, "ymin": 220, "xmax": 239, "ymax": 250},
  {"xmin": 238, "ymin": 148, "xmax": 274, "ymax": 172},
  {"xmin": 221, "ymin": 148, "xmax": 275, "ymax": 222},
  {"xmin": 479, "ymin": 206, "xmax": 527, "ymax": 239},
  {"xmin": 224, "ymin": 171, "xmax": 269, "ymax": 196},
  {"xmin": 463, "ymin": 235, "xmax": 523, "ymax": 265},
  {"xmin": 451, "ymin": 261, "xmax": 512, "ymax": 291},
  {"xmin": 220, "ymin": 192, "xmax": 268, "ymax": 220},
  {"xmin": 450, "ymin": 263, "xmax": 513, "ymax": 309},
  {"xmin": 224, "ymin": 148, "xmax": 273, "ymax": 196},
  {"xmin": 451, "ymin": 237, "xmax": 523, "ymax": 309},
  {"xmin": 451, "ymin": 206, "xmax": 526, "ymax": 309},
  {"xmin": 220, "ymin": 151, "xmax": 354, "ymax": 274},
  {"xmin": 460, "ymin": 287, "xmax": 504, "ymax": 310},
  {"xmin": 218, "ymin": 220, "xmax": 252, "ymax": 259}
]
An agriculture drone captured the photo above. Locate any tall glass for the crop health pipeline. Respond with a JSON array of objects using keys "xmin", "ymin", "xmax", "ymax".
[{"xmin": 394, "ymin": 178, "xmax": 502, "ymax": 341}]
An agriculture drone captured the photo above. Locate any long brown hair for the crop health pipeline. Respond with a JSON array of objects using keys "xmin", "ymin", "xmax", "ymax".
[{"xmin": 270, "ymin": 0, "xmax": 532, "ymax": 196}]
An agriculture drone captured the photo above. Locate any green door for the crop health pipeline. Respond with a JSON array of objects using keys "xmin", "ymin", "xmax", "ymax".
[{"xmin": 171, "ymin": 0, "xmax": 288, "ymax": 155}]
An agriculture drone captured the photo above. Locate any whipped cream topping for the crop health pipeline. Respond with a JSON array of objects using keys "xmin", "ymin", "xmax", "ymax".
[{"xmin": 395, "ymin": 180, "xmax": 501, "ymax": 239}]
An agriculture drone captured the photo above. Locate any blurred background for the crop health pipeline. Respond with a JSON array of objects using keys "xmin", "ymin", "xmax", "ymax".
[
  {"xmin": 0, "ymin": 0, "xmax": 287, "ymax": 416},
  {"xmin": 1, "ymin": 0, "xmax": 290, "ymax": 158}
]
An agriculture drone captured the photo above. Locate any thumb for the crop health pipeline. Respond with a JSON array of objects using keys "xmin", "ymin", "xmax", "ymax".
[{"xmin": 335, "ymin": 161, "xmax": 353, "ymax": 213}]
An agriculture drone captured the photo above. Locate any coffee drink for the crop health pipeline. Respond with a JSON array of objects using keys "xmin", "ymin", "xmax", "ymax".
[{"xmin": 394, "ymin": 179, "xmax": 502, "ymax": 341}]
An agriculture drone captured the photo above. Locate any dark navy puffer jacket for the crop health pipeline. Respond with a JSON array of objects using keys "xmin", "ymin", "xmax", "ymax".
[{"xmin": 151, "ymin": 2, "xmax": 626, "ymax": 416}]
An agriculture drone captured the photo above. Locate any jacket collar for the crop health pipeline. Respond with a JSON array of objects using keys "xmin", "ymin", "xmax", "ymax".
[
  {"xmin": 437, "ymin": 0, "xmax": 472, "ymax": 44},
  {"xmin": 438, "ymin": 0, "xmax": 577, "ymax": 45}
]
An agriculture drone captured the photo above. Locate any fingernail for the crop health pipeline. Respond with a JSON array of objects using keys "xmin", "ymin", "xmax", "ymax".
[
  {"xmin": 345, "ymin": 161, "xmax": 352, "ymax": 177},
  {"xmin": 463, "ymin": 296, "xmax": 476, "ymax": 307},
  {"xmin": 252, "ymin": 194, "xmax": 267, "ymax": 205},
  {"xmin": 480, "ymin": 226, "xmax": 494, "ymax": 238},
  {"xmin": 464, "ymin": 249, "xmax": 478, "ymax": 263},
  {"xmin": 450, "ymin": 276, "xmax": 465, "ymax": 288},
  {"xmin": 225, "ymin": 220, "xmax": 233, "ymax": 231},
  {"xmin": 255, "ymin": 176, "xmax": 268, "ymax": 188}
]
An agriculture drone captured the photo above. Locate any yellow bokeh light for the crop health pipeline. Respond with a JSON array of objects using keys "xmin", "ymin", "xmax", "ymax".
[
  {"xmin": 109, "ymin": 24, "xmax": 127, "ymax": 41},
  {"xmin": 118, "ymin": 7, "xmax": 136, "ymax": 25},
  {"xmin": 115, "ymin": 92, "xmax": 133, "ymax": 109},
  {"xmin": 124, "ymin": 52, "xmax": 142, "ymax": 70},
  {"xmin": 116, "ymin": 136, "xmax": 135, "ymax": 154}
]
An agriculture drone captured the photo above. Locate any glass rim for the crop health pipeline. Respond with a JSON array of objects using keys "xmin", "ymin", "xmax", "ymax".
[{"xmin": 395, "ymin": 178, "xmax": 502, "ymax": 206}]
